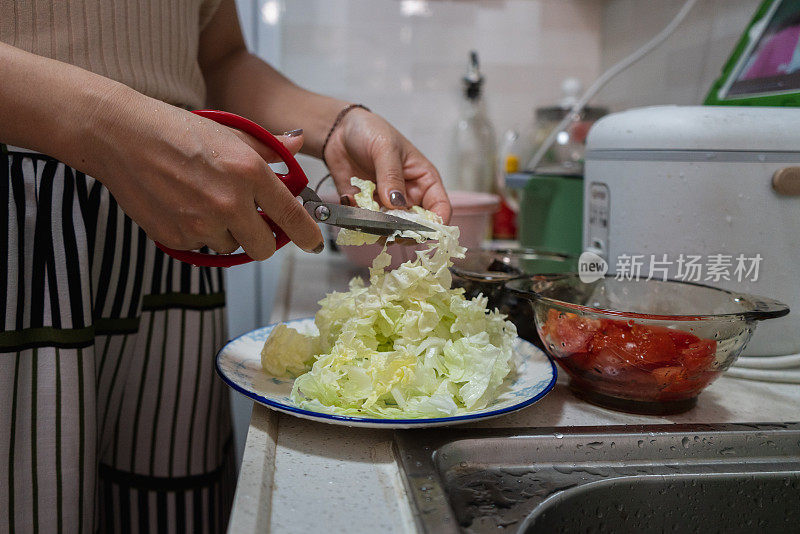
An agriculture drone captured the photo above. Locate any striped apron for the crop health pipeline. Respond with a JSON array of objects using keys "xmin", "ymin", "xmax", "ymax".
[{"xmin": 0, "ymin": 146, "xmax": 236, "ymax": 533}]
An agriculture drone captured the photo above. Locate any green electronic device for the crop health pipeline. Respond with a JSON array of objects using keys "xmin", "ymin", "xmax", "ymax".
[
  {"xmin": 507, "ymin": 171, "xmax": 584, "ymax": 257},
  {"xmin": 706, "ymin": 0, "xmax": 800, "ymax": 106}
]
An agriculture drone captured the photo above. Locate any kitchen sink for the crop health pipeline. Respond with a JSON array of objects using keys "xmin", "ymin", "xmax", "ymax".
[{"xmin": 393, "ymin": 423, "xmax": 800, "ymax": 533}]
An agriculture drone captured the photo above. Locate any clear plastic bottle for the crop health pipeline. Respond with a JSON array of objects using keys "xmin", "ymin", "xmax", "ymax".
[{"xmin": 450, "ymin": 51, "xmax": 496, "ymax": 193}]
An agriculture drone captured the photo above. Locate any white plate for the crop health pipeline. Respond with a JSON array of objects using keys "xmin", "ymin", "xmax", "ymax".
[{"xmin": 216, "ymin": 318, "xmax": 557, "ymax": 429}]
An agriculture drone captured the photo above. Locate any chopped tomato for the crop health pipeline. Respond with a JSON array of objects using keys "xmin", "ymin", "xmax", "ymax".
[
  {"xmin": 589, "ymin": 322, "xmax": 677, "ymax": 369},
  {"xmin": 658, "ymin": 371, "xmax": 721, "ymax": 400},
  {"xmin": 586, "ymin": 348, "xmax": 628, "ymax": 379},
  {"xmin": 541, "ymin": 309, "xmax": 601, "ymax": 355},
  {"xmin": 666, "ymin": 329, "xmax": 700, "ymax": 348},
  {"xmin": 680, "ymin": 339, "xmax": 717, "ymax": 375},
  {"xmin": 541, "ymin": 313, "xmax": 718, "ymax": 402},
  {"xmin": 652, "ymin": 366, "xmax": 685, "ymax": 385}
]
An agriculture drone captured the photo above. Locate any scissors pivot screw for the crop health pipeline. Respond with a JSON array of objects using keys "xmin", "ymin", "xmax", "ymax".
[{"xmin": 315, "ymin": 204, "xmax": 331, "ymax": 221}]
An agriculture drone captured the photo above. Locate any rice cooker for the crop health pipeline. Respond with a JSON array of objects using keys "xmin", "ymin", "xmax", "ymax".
[{"xmin": 583, "ymin": 106, "xmax": 800, "ymax": 357}]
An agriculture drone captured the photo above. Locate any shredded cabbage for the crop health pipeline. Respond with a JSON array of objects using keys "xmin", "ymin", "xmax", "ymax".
[
  {"xmin": 261, "ymin": 323, "xmax": 317, "ymax": 378},
  {"xmin": 260, "ymin": 177, "xmax": 517, "ymax": 418},
  {"xmin": 334, "ymin": 178, "xmax": 383, "ymax": 246}
]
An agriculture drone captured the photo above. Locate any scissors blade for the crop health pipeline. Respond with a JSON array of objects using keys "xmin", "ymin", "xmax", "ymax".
[{"xmin": 306, "ymin": 201, "xmax": 434, "ymax": 236}]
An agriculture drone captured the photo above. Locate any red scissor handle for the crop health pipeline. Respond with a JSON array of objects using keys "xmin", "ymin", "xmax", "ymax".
[{"xmin": 155, "ymin": 110, "xmax": 309, "ymax": 267}]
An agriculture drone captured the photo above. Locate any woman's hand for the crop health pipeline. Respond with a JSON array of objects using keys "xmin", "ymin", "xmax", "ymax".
[
  {"xmin": 322, "ymin": 108, "xmax": 451, "ymax": 223},
  {"xmin": 85, "ymin": 86, "xmax": 324, "ymax": 260}
]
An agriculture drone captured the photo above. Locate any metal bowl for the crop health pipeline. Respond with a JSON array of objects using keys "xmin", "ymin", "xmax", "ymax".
[{"xmin": 450, "ymin": 248, "xmax": 577, "ymax": 347}]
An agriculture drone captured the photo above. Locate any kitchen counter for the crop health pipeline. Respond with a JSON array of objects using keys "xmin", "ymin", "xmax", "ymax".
[{"xmin": 226, "ymin": 248, "xmax": 800, "ymax": 534}]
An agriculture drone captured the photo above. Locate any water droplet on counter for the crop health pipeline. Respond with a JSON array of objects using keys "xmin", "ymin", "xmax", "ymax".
[{"xmin": 682, "ymin": 437, "xmax": 690, "ymax": 449}]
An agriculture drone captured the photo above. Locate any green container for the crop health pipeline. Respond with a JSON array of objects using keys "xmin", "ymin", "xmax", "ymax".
[{"xmin": 514, "ymin": 172, "xmax": 583, "ymax": 257}]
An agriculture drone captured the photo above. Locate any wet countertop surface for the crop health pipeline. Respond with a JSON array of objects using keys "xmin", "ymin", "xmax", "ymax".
[{"xmin": 226, "ymin": 249, "xmax": 800, "ymax": 534}]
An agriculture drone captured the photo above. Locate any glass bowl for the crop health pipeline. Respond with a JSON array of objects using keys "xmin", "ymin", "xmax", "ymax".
[
  {"xmin": 450, "ymin": 248, "xmax": 578, "ymax": 348},
  {"xmin": 507, "ymin": 275, "xmax": 789, "ymax": 414}
]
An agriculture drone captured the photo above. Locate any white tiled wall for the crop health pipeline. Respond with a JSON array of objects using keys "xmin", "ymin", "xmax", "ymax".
[
  {"xmin": 599, "ymin": 0, "xmax": 762, "ymax": 111},
  {"xmin": 265, "ymin": 0, "xmax": 604, "ymax": 189},
  {"xmin": 245, "ymin": 0, "xmax": 768, "ymax": 184}
]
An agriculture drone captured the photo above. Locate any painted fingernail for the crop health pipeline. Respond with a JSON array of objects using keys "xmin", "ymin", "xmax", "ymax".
[
  {"xmin": 312, "ymin": 242, "xmax": 325, "ymax": 254},
  {"xmin": 389, "ymin": 190, "xmax": 406, "ymax": 207},
  {"xmin": 283, "ymin": 128, "xmax": 303, "ymax": 137},
  {"xmin": 340, "ymin": 195, "xmax": 351, "ymax": 206}
]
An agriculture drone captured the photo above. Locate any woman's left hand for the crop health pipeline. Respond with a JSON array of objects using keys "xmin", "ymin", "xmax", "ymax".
[{"xmin": 322, "ymin": 107, "xmax": 452, "ymax": 224}]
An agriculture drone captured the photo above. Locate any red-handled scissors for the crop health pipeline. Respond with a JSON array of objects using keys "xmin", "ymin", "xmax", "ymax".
[{"xmin": 155, "ymin": 110, "xmax": 432, "ymax": 268}]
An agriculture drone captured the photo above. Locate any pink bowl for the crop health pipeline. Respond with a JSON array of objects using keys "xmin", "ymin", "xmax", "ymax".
[{"xmin": 334, "ymin": 190, "xmax": 499, "ymax": 269}]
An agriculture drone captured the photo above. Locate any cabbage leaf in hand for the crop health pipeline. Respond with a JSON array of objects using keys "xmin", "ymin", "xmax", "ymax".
[{"xmin": 261, "ymin": 177, "xmax": 516, "ymax": 418}]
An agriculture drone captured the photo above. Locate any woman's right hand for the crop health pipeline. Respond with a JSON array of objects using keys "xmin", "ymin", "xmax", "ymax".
[{"xmin": 86, "ymin": 85, "xmax": 324, "ymax": 260}]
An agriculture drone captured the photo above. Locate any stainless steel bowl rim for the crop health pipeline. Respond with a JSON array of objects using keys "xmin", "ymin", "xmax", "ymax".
[{"xmin": 450, "ymin": 248, "xmax": 577, "ymax": 282}]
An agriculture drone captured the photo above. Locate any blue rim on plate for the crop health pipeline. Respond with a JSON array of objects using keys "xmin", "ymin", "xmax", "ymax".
[{"xmin": 215, "ymin": 318, "xmax": 558, "ymax": 426}]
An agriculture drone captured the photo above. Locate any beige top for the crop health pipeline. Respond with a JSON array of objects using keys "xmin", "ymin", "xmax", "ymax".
[{"xmin": 0, "ymin": 0, "xmax": 223, "ymax": 109}]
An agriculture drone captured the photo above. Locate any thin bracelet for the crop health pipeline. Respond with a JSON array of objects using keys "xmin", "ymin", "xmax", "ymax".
[{"xmin": 321, "ymin": 103, "xmax": 370, "ymax": 168}]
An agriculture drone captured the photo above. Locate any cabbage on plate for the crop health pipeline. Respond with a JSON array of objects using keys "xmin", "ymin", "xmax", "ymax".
[{"xmin": 261, "ymin": 177, "xmax": 516, "ymax": 418}]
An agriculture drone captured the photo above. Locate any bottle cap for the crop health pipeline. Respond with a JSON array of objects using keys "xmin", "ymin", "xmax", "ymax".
[
  {"xmin": 462, "ymin": 50, "xmax": 484, "ymax": 100},
  {"xmin": 559, "ymin": 77, "xmax": 582, "ymax": 108},
  {"xmin": 505, "ymin": 154, "xmax": 520, "ymax": 173}
]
